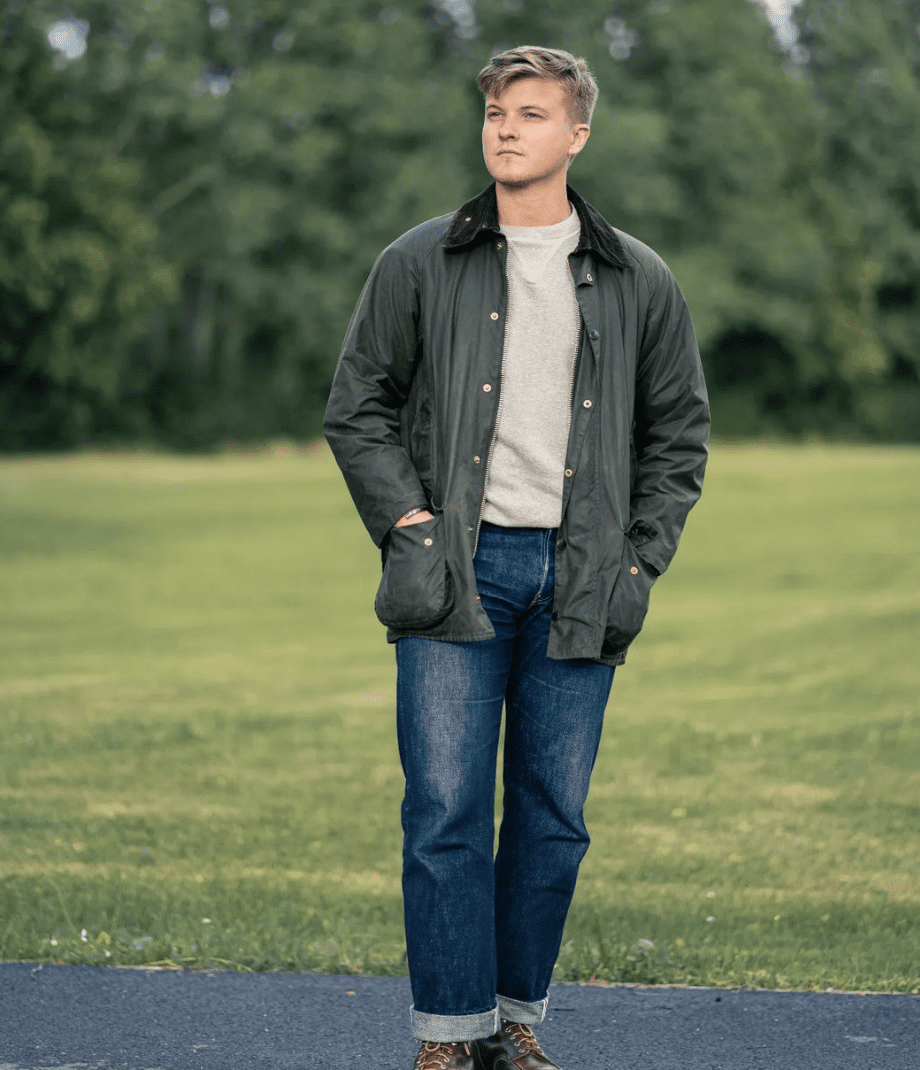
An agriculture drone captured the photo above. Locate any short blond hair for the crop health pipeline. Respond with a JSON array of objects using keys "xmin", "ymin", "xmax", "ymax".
[{"xmin": 477, "ymin": 46, "xmax": 599, "ymax": 126}]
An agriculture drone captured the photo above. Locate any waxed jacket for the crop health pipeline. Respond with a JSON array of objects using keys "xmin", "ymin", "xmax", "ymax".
[{"xmin": 324, "ymin": 183, "xmax": 709, "ymax": 664}]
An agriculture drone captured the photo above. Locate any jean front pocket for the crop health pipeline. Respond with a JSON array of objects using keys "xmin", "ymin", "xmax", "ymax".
[{"xmin": 374, "ymin": 516, "xmax": 453, "ymax": 629}]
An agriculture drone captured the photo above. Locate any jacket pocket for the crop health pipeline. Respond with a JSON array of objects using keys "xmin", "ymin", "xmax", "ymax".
[
  {"xmin": 603, "ymin": 537, "xmax": 658, "ymax": 653},
  {"xmin": 374, "ymin": 516, "xmax": 453, "ymax": 629}
]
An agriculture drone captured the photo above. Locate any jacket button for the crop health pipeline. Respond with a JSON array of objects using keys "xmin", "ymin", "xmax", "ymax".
[
  {"xmin": 490, "ymin": 312, "xmax": 499, "ymax": 321},
  {"xmin": 629, "ymin": 565, "xmax": 639, "ymax": 574},
  {"xmin": 483, "ymin": 383, "xmax": 492, "ymax": 392},
  {"xmin": 589, "ymin": 329, "xmax": 600, "ymax": 340},
  {"xmin": 564, "ymin": 468, "xmax": 573, "ymax": 478},
  {"xmin": 551, "ymin": 611, "xmax": 559, "ymax": 621},
  {"xmin": 424, "ymin": 538, "xmax": 433, "ymax": 547},
  {"xmin": 473, "ymin": 455, "xmax": 481, "ymax": 463},
  {"xmin": 586, "ymin": 273, "xmax": 593, "ymax": 282},
  {"xmin": 583, "ymin": 399, "xmax": 593, "ymax": 408}
]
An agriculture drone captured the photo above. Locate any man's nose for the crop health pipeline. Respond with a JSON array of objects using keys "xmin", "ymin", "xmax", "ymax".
[{"xmin": 498, "ymin": 118, "xmax": 517, "ymax": 139}]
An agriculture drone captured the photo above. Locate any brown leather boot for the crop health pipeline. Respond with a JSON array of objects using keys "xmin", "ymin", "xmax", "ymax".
[
  {"xmin": 413, "ymin": 1040, "xmax": 475, "ymax": 1069},
  {"xmin": 470, "ymin": 1020, "xmax": 562, "ymax": 1069}
]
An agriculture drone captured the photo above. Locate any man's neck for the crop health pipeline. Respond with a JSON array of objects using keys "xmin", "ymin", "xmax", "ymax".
[{"xmin": 496, "ymin": 178, "xmax": 572, "ymax": 228}]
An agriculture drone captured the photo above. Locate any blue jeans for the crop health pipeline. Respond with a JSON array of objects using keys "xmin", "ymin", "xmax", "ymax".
[{"xmin": 396, "ymin": 522, "xmax": 615, "ymax": 1042}]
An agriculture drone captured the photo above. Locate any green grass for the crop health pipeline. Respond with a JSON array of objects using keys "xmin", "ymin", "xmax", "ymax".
[{"xmin": 1, "ymin": 443, "xmax": 918, "ymax": 992}]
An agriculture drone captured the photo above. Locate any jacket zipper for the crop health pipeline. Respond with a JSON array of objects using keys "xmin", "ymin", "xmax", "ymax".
[
  {"xmin": 568, "ymin": 259, "xmax": 587, "ymax": 410},
  {"xmin": 559, "ymin": 267, "xmax": 585, "ymax": 522},
  {"xmin": 472, "ymin": 245, "xmax": 510, "ymax": 558},
  {"xmin": 567, "ymin": 304, "xmax": 582, "ymax": 410}
]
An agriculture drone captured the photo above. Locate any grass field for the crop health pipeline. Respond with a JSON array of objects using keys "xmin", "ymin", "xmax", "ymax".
[{"xmin": 1, "ymin": 443, "xmax": 918, "ymax": 992}]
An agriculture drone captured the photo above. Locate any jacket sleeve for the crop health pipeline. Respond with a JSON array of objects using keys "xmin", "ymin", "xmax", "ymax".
[
  {"xmin": 628, "ymin": 254, "xmax": 710, "ymax": 576},
  {"xmin": 323, "ymin": 241, "xmax": 428, "ymax": 547}
]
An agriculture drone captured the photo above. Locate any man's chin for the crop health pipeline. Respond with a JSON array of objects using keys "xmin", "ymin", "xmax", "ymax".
[
  {"xmin": 487, "ymin": 161, "xmax": 568, "ymax": 192},
  {"xmin": 494, "ymin": 175, "xmax": 532, "ymax": 190},
  {"xmin": 487, "ymin": 165, "xmax": 536, "ymax": 190}
]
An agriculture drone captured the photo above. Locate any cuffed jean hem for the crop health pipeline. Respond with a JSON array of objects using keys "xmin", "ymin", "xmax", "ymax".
[
  {"xmin": 410, "ymin": 1004, "xmax": 500, "ymax": 1043},
  {"xmin": 497, "ymin": 993, "xmax": 548, "ymax": 1025}
]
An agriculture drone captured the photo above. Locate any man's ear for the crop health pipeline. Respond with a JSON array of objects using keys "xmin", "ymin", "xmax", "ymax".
[{"xmin": 569, "ymin": 124, "xmax": 590, "ymax": 160}]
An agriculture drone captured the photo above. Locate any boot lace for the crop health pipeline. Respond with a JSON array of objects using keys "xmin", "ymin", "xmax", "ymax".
[
  {"xmin": 503, "ymin": 1021, "xmax": 548, "ymax": 1057},
  {"xmin": 413, "ymin": 1041, "xmax": 471, "ymax": 1069}
]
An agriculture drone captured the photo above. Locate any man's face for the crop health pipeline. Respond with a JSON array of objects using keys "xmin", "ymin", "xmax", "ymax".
[{"xmin": 482, "ymin": 76, "xmax": 589, "ymax": 191}]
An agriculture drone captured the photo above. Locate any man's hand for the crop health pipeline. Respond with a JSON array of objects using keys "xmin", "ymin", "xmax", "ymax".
[{"xmin": 394, "ymin": 509, "xmax": 435, "ymax": 528}]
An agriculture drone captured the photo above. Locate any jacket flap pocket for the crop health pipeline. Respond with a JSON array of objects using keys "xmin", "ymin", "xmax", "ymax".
[
  {"xmin": 603, "ymin": 537, "xmax": 657, "ymax": 654},
  {"xmin": 374, "ymin": 517, "xmax": 452, "ymax": 629}
]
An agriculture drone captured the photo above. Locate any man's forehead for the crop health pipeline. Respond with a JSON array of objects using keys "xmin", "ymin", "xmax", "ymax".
[{"xmin": 485, "ymin": 76, "xmax": 568, "ymax": 109}]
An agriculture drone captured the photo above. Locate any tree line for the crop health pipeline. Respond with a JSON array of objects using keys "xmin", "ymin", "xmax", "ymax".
[{"xmin": 2, "ymin": 0, "xmax": 918, "ymax": 450}]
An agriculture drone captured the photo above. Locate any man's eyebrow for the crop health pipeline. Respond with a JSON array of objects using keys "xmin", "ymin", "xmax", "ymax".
[{"xmin": 485, "ymin": 102, "xmax": 549, "ymax": 112}]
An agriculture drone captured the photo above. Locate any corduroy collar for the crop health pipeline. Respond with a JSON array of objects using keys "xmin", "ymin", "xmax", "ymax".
[{"xmin": 443, "ymin": 183, "xmax": 631, "ymax": 269}]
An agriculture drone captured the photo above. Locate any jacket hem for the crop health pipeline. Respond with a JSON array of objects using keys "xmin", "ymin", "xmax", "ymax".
[
  {"xmin": 386, "ymin": 627, "xmax": 497, "ymax": 645},
  {"xmin": 597, "ymin": 650, "xmax": 628, "ymax": 666}
]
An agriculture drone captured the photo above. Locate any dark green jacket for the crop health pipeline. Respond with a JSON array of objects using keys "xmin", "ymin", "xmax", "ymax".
[{"xmin": 324, "ymin": 184, "xmax": 709, "ymax": 664}]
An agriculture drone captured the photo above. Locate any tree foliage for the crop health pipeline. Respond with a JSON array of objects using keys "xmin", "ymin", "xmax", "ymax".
[
  {"xmin": 0, "ymin": 7, "xmax": 173, "ymax": 447},
  {"xmin": 1, "ymin": 0, "xmax": 918, "ymax": 448},
  {"xmin": 794, "ymin": 0, "xmax": 920, "ymax": 436}
]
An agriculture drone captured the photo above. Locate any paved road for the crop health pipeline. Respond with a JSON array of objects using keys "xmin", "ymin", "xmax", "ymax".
[{"xmin": 0, "ymin": 964, "xmax": 916, "ymax": 1069}]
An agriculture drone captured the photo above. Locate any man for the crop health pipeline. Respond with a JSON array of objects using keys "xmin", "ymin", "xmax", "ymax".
[{"xmin": 324, "ymin": 46, "xmax": 708, "ymax": 1070}]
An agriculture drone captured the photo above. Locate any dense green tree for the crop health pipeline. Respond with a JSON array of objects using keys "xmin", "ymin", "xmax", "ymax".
[
  {"xmin": 0, "ymin": 5, "xmax": 173, "ymax": 448},
  {"xmin": 66, "ymin": 0, "xmax": 475, "ymax": 446},
  {"xmin": 1, "ymin": 0, "xmax": 917, "ymax": 447},
  {"xmin": 2, "ymin": 0, "xmax": 475, "ymax": 447},
  {"xmin": 795, "ymin": 0, "xmax": 920, "ymax": 437}
]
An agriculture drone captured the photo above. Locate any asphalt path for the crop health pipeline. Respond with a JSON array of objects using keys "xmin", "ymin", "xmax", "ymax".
[{"xmin": 0, "ymin": 964, "xmax": 917, "ymax": 1069}]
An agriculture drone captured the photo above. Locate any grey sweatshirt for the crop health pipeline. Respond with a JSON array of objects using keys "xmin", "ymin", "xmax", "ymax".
[{"xmin": 481, "ymin": 207, "xmax": 582, "ymax": 528}]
